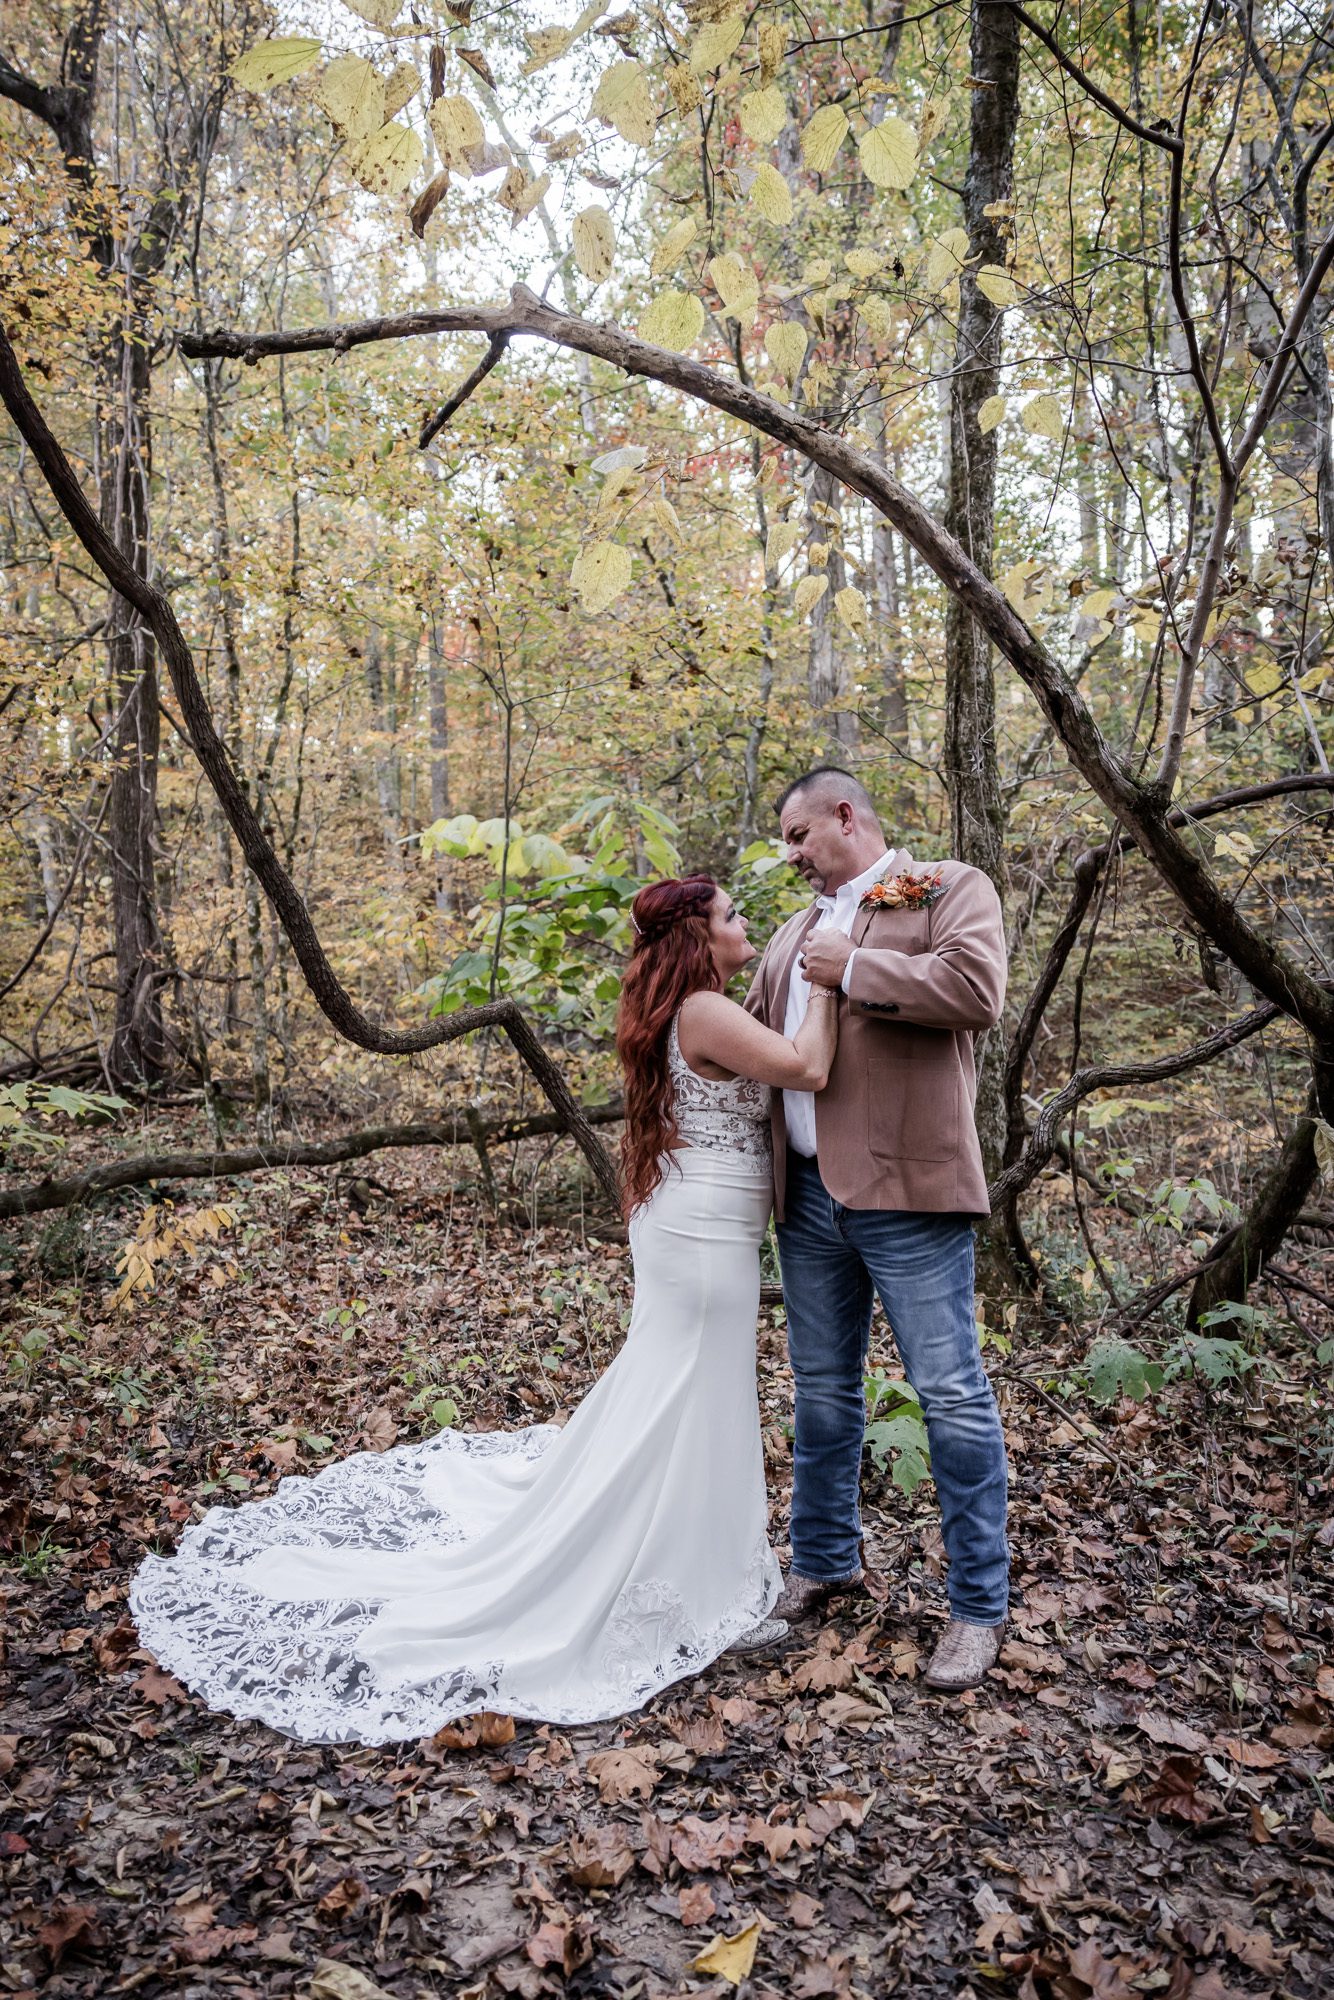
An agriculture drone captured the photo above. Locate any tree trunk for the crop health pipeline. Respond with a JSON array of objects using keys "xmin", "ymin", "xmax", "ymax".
[
  {"xmin": 1188, "ymin": 1069, "xmax": 1330, "ymax": 1325},
  {"xmin": 100, "ymin": 333, "xmax": 166, "ymax": 1087},
  {"xmin": 942, "ymin": 0, "xmax": 1020, "ymax": 1226}
]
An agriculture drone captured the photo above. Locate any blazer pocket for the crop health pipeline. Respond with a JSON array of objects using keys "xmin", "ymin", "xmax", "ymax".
[{"xmin": 866, "ymin": 1055, "xmax": 961, "ymax": 1163}]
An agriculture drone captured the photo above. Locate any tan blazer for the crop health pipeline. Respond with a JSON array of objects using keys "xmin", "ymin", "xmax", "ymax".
[{"xmin": 745, "ymin": 855, "xmax": 1006, "ymax": 1220}]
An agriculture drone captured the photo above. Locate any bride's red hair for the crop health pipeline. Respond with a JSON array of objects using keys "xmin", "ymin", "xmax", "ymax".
[{"xmin": 615, "ymin": 873, "xmax": 721, "ymax": 1214}]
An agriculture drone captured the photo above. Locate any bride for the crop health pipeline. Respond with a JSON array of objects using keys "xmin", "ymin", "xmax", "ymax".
[{"xmin": 129, "ymin": 872, "xmax": 840, "ymax": 1743}]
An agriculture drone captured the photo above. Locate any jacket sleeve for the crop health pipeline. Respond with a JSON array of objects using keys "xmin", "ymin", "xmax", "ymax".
[
  {"xmin": 846, "ymin": 867, "xmax": 1006, "ymax": 1029},
  {"xmin": 742, "ymin": 952, "xmax": 769, "ymax": 1020}
]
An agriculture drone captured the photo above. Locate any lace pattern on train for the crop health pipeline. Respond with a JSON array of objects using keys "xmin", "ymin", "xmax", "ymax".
[
  {"xmin": 667, "ymin": 1015, "xmax": 771, "ymax": 1162},
  {"xmin": 129, "ymin": 1425, "xmax": 780, "ymax": 1745}
]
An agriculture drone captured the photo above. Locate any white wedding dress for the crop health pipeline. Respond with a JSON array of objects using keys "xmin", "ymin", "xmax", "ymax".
[{"xmin": 129, "ymin": 1018, "xmax": 781, "ymax": 1744}]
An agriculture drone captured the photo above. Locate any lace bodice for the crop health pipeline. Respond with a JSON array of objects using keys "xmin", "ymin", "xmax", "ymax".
[{"xmin": 668, "ymin": 1013, "xmax": 772, "ymax": 1163}]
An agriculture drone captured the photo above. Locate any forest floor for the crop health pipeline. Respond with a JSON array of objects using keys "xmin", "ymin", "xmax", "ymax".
[{"xmin": 2, "ymin": 1139, "xmax": 1334, "ymax": 2000}]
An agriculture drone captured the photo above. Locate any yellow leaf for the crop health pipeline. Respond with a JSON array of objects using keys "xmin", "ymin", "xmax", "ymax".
[
  {"xmin": 1299, "ymin": 663, "xmax": 1327, "ymax": 691},
  {"xmin": 571, "ymin": 541, "xmax": 633, "ymax": 614},
  {"xmin": 342, "ymin": 0, "xmax": 398, "ymax": 25},
  {"xmin": 1245, "ymin": 659, "xmax": 1284, "ymax": 697},
  {"xmin": 857, "ymin": 295, "xmax": 893, "ymax": 340},
  {"xmin": 802, "ymin": 257, "xmax": 832, "ymax": 285},
  {"xmin": 835, "ymin": 585, "xmax": 868, "ymax": 633},
  {"xmin": 495, "ymin": 165, "xmax": 552, "ymax": 217},
  {"xmin": 690, "ymin": 1921, "xmax": 762, "ymax": 1986},
  {"xmin": 1082, "ymin": 587, "xmax": 1117, "ymax": 619},
  {"xmin": 429, "ymin": 94, "xmax": 485, "ymax": 174},
  {"xmin": 651, "ymin": 496, "xmax": 683, "ymax": 545},
  {"xmin": 652, "ymin": 215, "xmax": 698, "ymax": 276},
  {"xmin": 802, "ymin": 103, "xmax": 848, "ymax": 173},
  {"xmin": 345, "ymin": 121, "xmax": 423, "ymax": 196},
  {"xmin": 572, "ymin": 204, "xmax": 615, "ymax": 283},
  {"xmin": 1021, "ymin": 393, "xmax": 1065, "ymax": 441},
  {"xmin": 524, "ymin": 25, "xmax": 575, "ymax": 72},
  {"xmin": 766, "ymin": 520, "xmax": 801, "ymax": 568},
  {"xmin": 315, "ymin": 55, "xmax": 385, "ymax": 142},
  {"xmin": 918, "ymin": 97, "xmax": 950, "ymax": 145},
  {"xmin": 858, "ymin": 114, "xmax": 918, "ymax": 188},
  {"xmin": 382, "ymin": 61, "xmax": 420, "ymax": 120},
  {"xmin": 690, "ymin": 14, "xmax": 745, "ymax": 73},
  {"xmin": 709, "ymin": 252, "xmax": 759, "ymax": 329},
  {"xmin": 758, "ymin": 22, "xmax": 784, "ymax": 82},
  {"xmin": 845, "ymin": 247, "xmax": 886, "ymax": 278},
  {"xmin": 765, "ymin": 319, "xmax": 807, "ymax": 383},
  {"xmin": 794, "ymin": 574, "xmax": 828, "ymax": 618},
  {"xmin": 230, "ymin": 37, "xmax": 323, "ymax": 92},
  {"xmin": 977, "ymin": 393, "xmax": 1006, "ymax": 433},
  {"xmin": 523, "ymin": 0, "xmax": 604, "ymax": 75},
  {"xmin": 458, "ymin": 46, "xmax": 497, "ymax": 89},
  {"xmin": 807, "ymin": 540, "xmax": 830, "ymax": 569},
  {"xmin": 1001, "ymin": 559, "xmax": 1051, "ymax": 616},
  {"xmin": 749, "ymin": 162, "xmax": 793, "ymax": 225},
  {"xmin": 740, "ymin": 85, "xmax": 787, "ymax": 143},
  {"xmin": 925, "ymin": 227, "xmax": 970, "ymax": 292},
  {"xmin": 410, "ymin": 170, "xmax": 451, "ymax": 239},
  {"xmin": 637, "ymin": 289, "xmax": 705, "ymax": 351},
  {"xmin": 591, "ymin": 59, "xmax": 655, "ymax": 147},
  {"xmin": 976, "ymin": 263, "xmax": 1020, "ymax": 307},
  {"xmin": 666, "ymin": 63, "xmax": 703, "ymax": 116}
]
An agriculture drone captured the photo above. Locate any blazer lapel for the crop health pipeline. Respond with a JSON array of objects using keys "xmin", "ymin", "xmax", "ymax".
[
  {"xmin": 765, "ymin": 905, "xmax": 822, "ymax": 1022},
  {"xmin": 850, "ymin": 848, "xmax": 908, "ymax": 947}
]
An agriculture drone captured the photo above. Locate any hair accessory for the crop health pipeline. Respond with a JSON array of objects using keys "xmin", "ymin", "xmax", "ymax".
[{"xmin": 629, "ymin": 912, "xmax": 642, "ymax": 936}]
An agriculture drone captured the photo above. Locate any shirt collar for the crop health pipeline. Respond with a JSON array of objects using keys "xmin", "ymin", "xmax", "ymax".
[{"xmin": 816, "ymin": 848, "xmax": 896, "ymax": 912}]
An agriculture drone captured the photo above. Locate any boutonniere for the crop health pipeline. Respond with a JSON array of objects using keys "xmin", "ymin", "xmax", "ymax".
[{"xmin": 859, "ymin": 866, "xmax": 946, "ymax": 913}]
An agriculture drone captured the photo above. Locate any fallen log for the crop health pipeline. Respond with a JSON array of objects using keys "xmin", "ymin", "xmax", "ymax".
[{"xmin": 0, "ymin": 1100, "xmax": 624, "ymax": 1220}]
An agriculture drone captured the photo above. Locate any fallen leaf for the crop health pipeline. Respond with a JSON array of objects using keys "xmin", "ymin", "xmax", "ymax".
[
  {"xmin": 1212, "ymin": 1734, "xmax": 1285, "ymax": 1769},
  {"xmin": 429, "ymin": 1711, "xmax": 516, "ymax": 1751},
  {"xmin": 565, "ymin": 1827, "xmax": 634, "ymax": 1888},
  {"xmin": 309, "ymin": 1960, "xmax": 400, "ymax": 2000},
  {"xmin": 38, "ymin": 1904, "xmax": 105, "ymax": 1968},
  {"xmin": 690, "ymin": 1919, "xmax": 761, "ymax": 1985},
  {"xmin": 1144, "ymin": 1754, "xmax": 1211, "ymax": 1824},
  {"xmin": 671, "ymin": 1814, "xmax": 748, "ymax": 1870},
  {"xmin": 131, "ymin": 1663, "xmax": 189, "ymax": 1706},
  {"xmin": 316, "ymin": 1874, "xmax": 365, "ymax": 1920},
  {"xmin": 584, "ymin": 1746, "xmax": 661, "ymax": 1802},
  {"xmin": 679, "ymin": 1881, "xmax": 716, "ymax": 1925},
  {"xmin": 1135, "ymin": 1708, "xmax": 1208, "ymax": 1752},
  {"xmin": 526, "ymin": 1917, "xmax": 593, "ymax": 1976}
]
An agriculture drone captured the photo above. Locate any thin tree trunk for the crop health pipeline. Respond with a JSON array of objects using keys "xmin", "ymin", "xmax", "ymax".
[
  {"xmin": 101, "ymin": 333, "xmax": 166, "ymax": 1087},
  {"xmin": 942, "ymin": 0, "xmax": 1020, "ymax": 1282}
]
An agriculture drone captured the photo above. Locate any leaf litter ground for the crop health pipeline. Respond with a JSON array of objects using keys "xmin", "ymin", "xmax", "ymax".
[{"xmin": 2, "ymin": 1153, "xmax": 1333, "ymax": 1999}]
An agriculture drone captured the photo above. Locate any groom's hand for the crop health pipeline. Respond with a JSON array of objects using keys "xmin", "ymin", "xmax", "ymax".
[{"xmin": 801, "ymin": 925, "xmax": 853, "ymax": 988}]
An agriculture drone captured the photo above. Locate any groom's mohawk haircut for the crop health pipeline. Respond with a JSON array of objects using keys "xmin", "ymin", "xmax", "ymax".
[{"xmin": 774, "ymin": 766, "xmax": 877, "ymax": 820}]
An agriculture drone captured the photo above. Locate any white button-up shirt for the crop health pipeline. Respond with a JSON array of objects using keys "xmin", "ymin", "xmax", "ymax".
[{"xmin": 782, "ymin": 849, "xmax": 894, "ymax": 1158}]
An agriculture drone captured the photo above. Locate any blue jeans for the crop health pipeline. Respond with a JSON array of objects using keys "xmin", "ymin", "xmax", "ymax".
[{"xmin": 776, "ymin": 1151, "xmax": 1010, "ymax": 1624}]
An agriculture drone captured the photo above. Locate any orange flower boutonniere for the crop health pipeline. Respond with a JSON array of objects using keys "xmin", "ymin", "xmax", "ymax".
[{"xmin": 859, "ymin": 867, "xmax": 946, "ymax": 913}]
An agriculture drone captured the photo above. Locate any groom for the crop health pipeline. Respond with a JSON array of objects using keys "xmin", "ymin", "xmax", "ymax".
[{"xmin": 746, "ymin": 767, "xmax": 1011, "ymax": 1691}]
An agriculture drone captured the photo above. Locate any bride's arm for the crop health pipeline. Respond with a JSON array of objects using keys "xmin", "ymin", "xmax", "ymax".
[{"xmin": 677, "ymin": 986, "xmax": 839, "ymax": 1090}]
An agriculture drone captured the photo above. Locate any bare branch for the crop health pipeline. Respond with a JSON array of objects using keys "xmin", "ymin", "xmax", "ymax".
[
  {"xmin": 1002, "ymin": 2, "xmax": 1183, "ymax": 155},
  {"xmin": 988, "ymin": 1000, "xmax": 1283, "ymax": 1212},
  {"xmin": 420, "ymin": 332, "xmax": 509, "ymax": 450}
]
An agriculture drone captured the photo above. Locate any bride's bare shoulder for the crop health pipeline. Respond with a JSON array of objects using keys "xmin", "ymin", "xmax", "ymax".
[{"xmin": 678, "ymin": 990, "xmax": 744, "ymax": 1024}]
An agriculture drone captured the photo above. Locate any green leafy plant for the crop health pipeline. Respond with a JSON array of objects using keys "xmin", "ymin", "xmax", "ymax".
[
  {"xmin": 863, "ymin": 1367, "xmax": 931, "ymax": 1496},
  {"xmin": 0, "ymin": 1080, "xmax": 129, "ymax": 1155}
]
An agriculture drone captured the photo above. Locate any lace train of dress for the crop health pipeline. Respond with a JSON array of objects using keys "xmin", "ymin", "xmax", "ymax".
[{"xmin": 129, "ymin": 1146, "xmax": 780, "ymax": 1744}]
